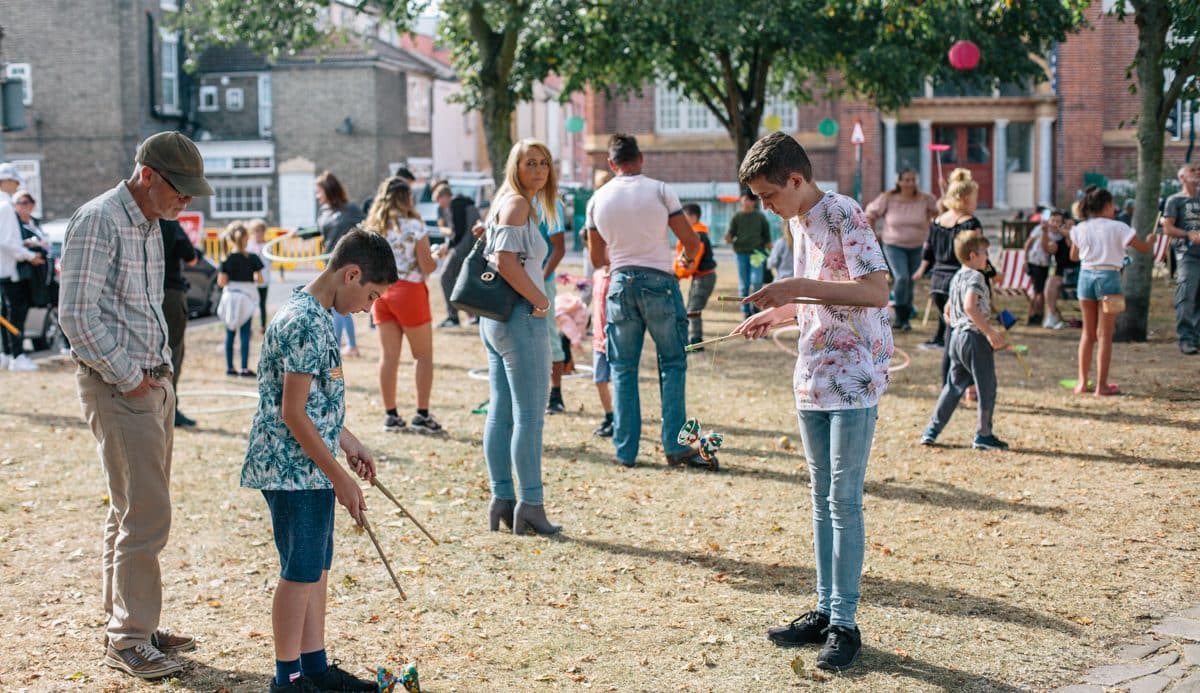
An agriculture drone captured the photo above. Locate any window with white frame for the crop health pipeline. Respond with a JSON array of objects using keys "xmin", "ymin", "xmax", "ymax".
[
  {"xmin": 198, "ymin": 85, "xmax": 219, "ymax": 112},
  {"xmin": 655, "ymin": 82, "xmax": 722, "ymax": 134},
  {"xmin": 160, "ymin": 0, "xmax": 179, "ymax": 10},
  {"xmin": 5, "ymin": 63, "xmax": 31, "ymax": 106},
  {"xmin": 407, "ymin": 74, "xmax": 431, "ymax": 133},
  {"xmin": 763, "ymin": 92, "xmax": 797, "ymax": 131},
  {"xmin": 160, "ymin": 30, "xmax": 179, "ymax": 114},
  {"xmin": 212, "ymin": 182, "xmax": 269, "ymax": 218},
  {"xmin": 226, "ymin": 87, "xmax": 244, "ymax": 111},
  {"xmin": 257, "ymin": 74, "xmax": 273, "ymax": 137}
]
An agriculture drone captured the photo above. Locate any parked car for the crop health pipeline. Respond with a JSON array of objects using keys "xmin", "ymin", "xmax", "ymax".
[{"xmin": 23, "ymin": 219, "xmax": 220, "ymax": 354}]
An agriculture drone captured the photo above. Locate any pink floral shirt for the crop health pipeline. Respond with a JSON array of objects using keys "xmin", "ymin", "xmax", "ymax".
[{"xmin": 790, "ymin": 192, "xmax": 893, "ymax": 411}]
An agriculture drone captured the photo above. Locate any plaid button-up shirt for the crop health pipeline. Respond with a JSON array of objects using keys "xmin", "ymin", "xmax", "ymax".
[{"xmin": 60, "ymin": 183, "xmax": 171, "ymax": 392}]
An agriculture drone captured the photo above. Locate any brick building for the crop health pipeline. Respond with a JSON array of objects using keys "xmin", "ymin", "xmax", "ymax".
[{"xmin": 581, "ymin": 0, "xmax": 1195, "ymax": 222}]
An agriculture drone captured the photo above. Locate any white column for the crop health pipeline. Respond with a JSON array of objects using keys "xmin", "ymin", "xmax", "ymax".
[
  {"xmin": 883, "ymin": 118, "xmax": 898, "ymax": 191},
  {"xmin": 1037, "ymin": 116, "xmax": 1055, "ymax": 207},
  {"xmin": 993, "ymin": 118, "xmax": 1009, "ymax": 209},
  {"xmin": 918, "ymin": 119, "xmax": 932, "ymax": 194}
]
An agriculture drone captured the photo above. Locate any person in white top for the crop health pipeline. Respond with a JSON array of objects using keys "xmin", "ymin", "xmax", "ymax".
[
  {"xmin": 1068, "ymin": 185, "xmax": 1155, "ymax": 396},
  {"xmin": 0, "ymin": 163, "xmax": 45, "ymax": 371},
  {"xmin": 585, "ymin": 134, "xmax": 701, "ymax": 468}
]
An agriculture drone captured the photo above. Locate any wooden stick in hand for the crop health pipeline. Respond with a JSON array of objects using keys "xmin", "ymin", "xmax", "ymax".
[{"xmin": 360, "ymin": 513, "xmax": 406, "ymax": 600}]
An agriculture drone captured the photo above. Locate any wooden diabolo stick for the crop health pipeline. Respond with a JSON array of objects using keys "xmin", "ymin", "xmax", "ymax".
[
  {"xmin": 360, "ymin": 514, "xmax": 406, "ymax": 600},
  {"xmin": 372, "ymin": 478, "xmax": 439, "ymax": 545}
]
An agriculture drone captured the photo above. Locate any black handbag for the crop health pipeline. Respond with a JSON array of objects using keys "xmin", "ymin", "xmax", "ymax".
[{"xmin": 450, "ymin": 235, "xmax": 521, "ymax": 321}]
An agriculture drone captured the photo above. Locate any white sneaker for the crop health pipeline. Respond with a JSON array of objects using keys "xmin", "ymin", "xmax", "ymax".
[
  {"xmin": 1042, "ymin": 314, "xmax": 1065, "ymax": 330},
  {"xmin": 0, "ymin": 354, "xmax": 9, "ymax": 370},
  {"xmin": 8, "ymin": 354, "xmax": 39, "ymax": 372}
]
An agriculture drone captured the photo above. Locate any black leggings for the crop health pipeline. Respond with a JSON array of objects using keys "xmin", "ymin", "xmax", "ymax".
[
  {"xmin": 258, "ymin": 286, "xmax": 269, "ymax": 330},
  {"xmin": 1, "ymin": 279, "xmax": 31, "ymax": 357},
  {"xmin": 931, "ymin": 292, "xmax": 949, "ymax": 346}
]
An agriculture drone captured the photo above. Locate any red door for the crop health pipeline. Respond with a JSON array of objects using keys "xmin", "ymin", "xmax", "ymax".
[{"xmin": 931, "ymin": 125, "xmax": 993, "ymax": 208}]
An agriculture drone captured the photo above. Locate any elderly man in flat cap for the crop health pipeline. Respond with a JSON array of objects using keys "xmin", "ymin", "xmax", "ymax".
[{"xmin": 60, "ymin": 131, "xmax": 213, "ymax": 680}]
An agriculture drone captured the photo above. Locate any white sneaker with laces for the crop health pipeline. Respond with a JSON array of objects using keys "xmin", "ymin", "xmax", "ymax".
[
  {"xmin": 1042, "ymin": 314, "xmax": 1065, "ymax": 330},
  {"xmin": 9, "ymin": 354, "xmax": 38, "ymax": 371}
]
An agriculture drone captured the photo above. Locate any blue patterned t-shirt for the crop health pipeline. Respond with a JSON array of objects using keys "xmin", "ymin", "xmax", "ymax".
[{"xmin": 241, "ymin": 289, "xmax": 344, "ymax": 490}]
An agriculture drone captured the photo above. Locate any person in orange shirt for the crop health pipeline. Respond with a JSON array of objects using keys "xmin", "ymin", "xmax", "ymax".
[{"xmin": 676, "ymin": 203, "xmax": 719, "ymax": 349}]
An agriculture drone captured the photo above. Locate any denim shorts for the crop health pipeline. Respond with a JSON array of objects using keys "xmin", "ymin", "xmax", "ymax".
[
  {"xmin": 262, "ymin": 489, "xmax": 336, "ymax": 583},
  {"xmin": 1077, "ymin": 268, "xmax": 1122, "ymax": 301},
  {"xmin": 592, "ymin": 349, "xmax": 611, "ymax": 384}
]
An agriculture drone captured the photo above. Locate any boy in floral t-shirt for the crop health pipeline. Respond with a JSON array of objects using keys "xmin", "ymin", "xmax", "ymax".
[
  {"xmin": 734, "ymin": 132, "xmax": 892, "ymax": 673},
  {"xmin": 241, "ymin": 229, "xmax": 398, "ymax": 692}
]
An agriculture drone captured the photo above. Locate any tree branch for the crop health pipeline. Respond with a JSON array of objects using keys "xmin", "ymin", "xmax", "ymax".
[{"xmin": 1163, "ymin": 38, "xmax": 1200, "ymax": 117}]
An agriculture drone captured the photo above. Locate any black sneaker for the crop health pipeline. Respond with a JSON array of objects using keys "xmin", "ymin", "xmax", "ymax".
[
  {"xmin": 1181, "ymin": 342, "xmax": 1199, "ymax": 355},
  {"xmin": 592, "ymin": 419, "xmax": 613, "ymax": 437},
  {"xmin": 437, "ymin": 317, "xmax": 460, "ymax": 329},
  {"xmin": 384, "ymin": 415, "xmax": 407, "ymax": 433},
  {"xmin": 173, "ymin": 410, "xmax": 196, "ymax": 428},
  {"xmin": 270, "ymin": 674, "xmax": 322, "ymax": 692},
  {"xmin": 920, "ymin": 429, "xmax": 937, "ymax": 446},
  {"xmin": 816, "ymin": 624, "xmax": 862, "ymax": 672},
  {"xmin": 306, "ymin": 661, "xmax": 376, "ymax": 691},
  {"xmin": 546, "ymin": 396, "xmax": 565, "ymax": 414},
  {"xmin": 973, "ymin": 434, "xmax": 1010, "ymax": 451},
  {"xmin": 766, "ymin": 610, "xmax": 829, "ymax": 647}
]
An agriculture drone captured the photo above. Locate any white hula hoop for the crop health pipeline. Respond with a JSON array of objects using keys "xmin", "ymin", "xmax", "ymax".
[
  {"xmin": 467, "ymin": 364, "xmax": 594, "ymax": 382},
  {"xmin": 769, "ymin": 325, "xmax": 912, "ymax": 373},
  {"xmin": 260, "ymin": 234, "xmax": 332, "ymax": 264},
  {"xmin": 181, "ymin": 389, "xmax": 260, "ymax": 415}
]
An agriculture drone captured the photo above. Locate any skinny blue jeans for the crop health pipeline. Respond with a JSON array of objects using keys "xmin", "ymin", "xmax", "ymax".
[
  {"xmin": 882, "ymin": 244, "xmax": 923, "ymax": 311},
  {"xmin": 332, "ymin": 308, "xmax": 356, "ymax": 349},
  {"xmin": 605, "ymin": 267, "xmax": 689, "ymax": 464},
  {"xmin": 735, "ymin": 252, "xmax": 765, "ymax": 317},
  {"xmin": 480, "ymin": 301, "xmax": 551, "ymax": 504},
  {"xmin": 796, "ymin": 406, "xmax": 877, "ymax": 629},
  {"xmin": 224, "ymin": 320, "xmax": 253, "ymax": 371}
]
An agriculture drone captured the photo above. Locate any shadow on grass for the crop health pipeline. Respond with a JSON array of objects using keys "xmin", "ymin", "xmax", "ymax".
[
  {"xmin": 865, "ymin": 479, "xmax": 1066, "ymax": 516},
  {"xmin": 854, "ymin": 645, "xmax": 1024, "ymax": 692},
  {"xmin": 174, "ymin": 657, "xmax": 266, "ymax": 692},
  {"xmin": 565, "ymin": 536, "xmax": 1078, "ymax": 636},
  {"xmin": 1010, "ymin": 446, "xmax": 1197, "ymax": 471},
  {"xmin": 541, "ymin": 442, "xmax": 804, "ymax": 485}
]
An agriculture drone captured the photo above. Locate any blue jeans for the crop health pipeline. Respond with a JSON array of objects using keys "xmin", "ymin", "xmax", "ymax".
[
  {"xmin": 225, "ymin": 320, "xmax": 253, "ymax": 371},
  {"xmin": 605, "ymin": 267, "xmax": 689, "ymax": 464},
  {"xmin": 332, "ymin": 308, "xmax": 356, "ymax": 349},
  {"xmin": 735, "ymin": 253, "xmax": 765, "ymax": 317},
  {"xmin": 796, "ymin": 406, "xmax": 877, "ymax": 629},
  {"xmin": 882, "ymin": 244, "xmax": 923, "ymax": 314},
  {"xmin": 262, "ymin": 489, "xmax": 335, "ymax": 583},
  {"xmin": 1177, "ymin": 254, "xmax": 1200, "ymax": 346},
  {"xmin": 480, "ymin": 301, "xmax": 551, "ymax": 504}
]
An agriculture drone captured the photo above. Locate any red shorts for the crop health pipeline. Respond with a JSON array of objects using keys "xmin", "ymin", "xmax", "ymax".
[{"xmin": 371, "ymin": 280, "xmax": 431, "ymax": 327}]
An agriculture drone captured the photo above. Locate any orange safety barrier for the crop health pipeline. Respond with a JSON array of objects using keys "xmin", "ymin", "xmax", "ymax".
[{"xmin": 203, "ymin": 227, "xmax": 325, "ymax": 271}]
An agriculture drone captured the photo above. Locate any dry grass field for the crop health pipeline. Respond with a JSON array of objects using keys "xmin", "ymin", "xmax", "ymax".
[{"xmin": 1, "ymin": 262, "xmax": 1197, "ymax": 692}]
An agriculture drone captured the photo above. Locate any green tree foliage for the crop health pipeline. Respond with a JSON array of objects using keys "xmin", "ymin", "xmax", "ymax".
[
  {"xmin": 1113, "ymin": 0, "xmax": 1200, "ymax": 342},
  {"xmin": 591, "ymin": 0, "xmax": 1089, "ymax": 169},
  {"xmin": 176, "ymin": 0, "xmax": 598, "ymax": 184}
]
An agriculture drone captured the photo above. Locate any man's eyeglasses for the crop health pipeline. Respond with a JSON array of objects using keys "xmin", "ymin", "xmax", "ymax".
[{"xmin": 152, "ymin": 168, "xmax": 189, "ymax": 199}]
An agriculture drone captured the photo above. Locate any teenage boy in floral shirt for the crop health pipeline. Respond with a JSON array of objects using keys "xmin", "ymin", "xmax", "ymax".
[
  {"xmin": 734, "ymin": 131, "xmax": 892, "ymax": 672},
  {"xmin": 241, "ymin": 229, "xmax": 398, "ymax": 692}
]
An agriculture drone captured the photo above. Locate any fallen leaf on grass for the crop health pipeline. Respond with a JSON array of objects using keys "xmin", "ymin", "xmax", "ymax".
[
  {"xmin": 208, "ymin": 599, "xmax": 222, "ymax": 608},
  {"xmin": 1072, "ymin": 615, "xmax": 1094, "ymax": 626},
  {"xmin": 790, "ymin": 656, "xmax": 805, "ymax": 675}
]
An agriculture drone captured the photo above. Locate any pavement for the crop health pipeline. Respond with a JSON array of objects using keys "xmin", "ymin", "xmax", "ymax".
[{"xmin": 1052, "ymin": 607, "xmax": 1200, "ymax": 691}]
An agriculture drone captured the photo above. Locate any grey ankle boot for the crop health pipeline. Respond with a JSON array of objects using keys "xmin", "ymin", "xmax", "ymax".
[
  {"xmin": 512, "ymin": 501, "xmax": 561, "ymax": 536},
  {"xmin": 488, "ymin": 497, "xmax": 517, "ymax": 531}
]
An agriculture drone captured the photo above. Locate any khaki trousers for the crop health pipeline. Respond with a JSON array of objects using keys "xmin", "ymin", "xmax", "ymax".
[{"xmin": 77, "ymin": 365, "xmax": 175, "ymax": 649}]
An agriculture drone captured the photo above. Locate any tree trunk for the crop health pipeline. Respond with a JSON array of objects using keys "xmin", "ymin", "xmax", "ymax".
[
  {"xmin": 481, "ymin": 85, "xmax": 514, "ymax": 188},
  {"xmin": 1116, "ymin": 1, "xmax": 1170, "ymax": 342}
]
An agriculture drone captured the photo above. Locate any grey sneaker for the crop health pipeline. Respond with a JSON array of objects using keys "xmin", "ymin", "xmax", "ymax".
[
  {"xmin": 409, "ymin": 412, "xmax": 445, "ymax": 435},
  {"xmin": 384, "ymin": 415, "xmax": 407, "ymax": 432},
  {"xmin": 104, "ymin": 642, "xmax": 182, "ymax": 680}
]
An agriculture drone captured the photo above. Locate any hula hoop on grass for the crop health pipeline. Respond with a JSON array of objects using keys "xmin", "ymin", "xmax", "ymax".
[
  {"xmin": 259, "ymin": 233, "xmax": 332, "ymax": 265},
  {"xmin": 466, "ymin": 364, "xmax": 594, "ymax": 382},
  {"xmin": 180, "ymin": 389, "xmax": 260, "ymax": 415},
  {"xmin": 769, "ymin": 325, "xmax": 911, "ymax": 373}
]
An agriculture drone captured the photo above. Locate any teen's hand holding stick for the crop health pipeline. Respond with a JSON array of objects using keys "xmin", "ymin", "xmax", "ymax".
[{"xmin": 741, "ymin": 273, "xmax": 891, "ymax": 311}]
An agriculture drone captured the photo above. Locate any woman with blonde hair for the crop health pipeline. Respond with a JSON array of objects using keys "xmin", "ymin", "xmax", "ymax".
[
  {"xmin": 217, "ymin": 221, "xmax": 265, "ymax": 376},
  {"xmin": 480, "ymin": 139, "xmax": 561, "ymax": 536},
  {"xmin": 865, "ymin": 169, "xmax": 939, "ymax": 331},
  {"xmin": 914, "ymin": 169, "xmax": 985, "ymax": 349},
  {"xmin": 366, "ymin": 176, "xmax": 442, "ymax": 434}
]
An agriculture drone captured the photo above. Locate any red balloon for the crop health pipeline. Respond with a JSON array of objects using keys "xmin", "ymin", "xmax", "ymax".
[{"xmin": 948, "ymin": 40, "xmax": 981, "ymax": 71}]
